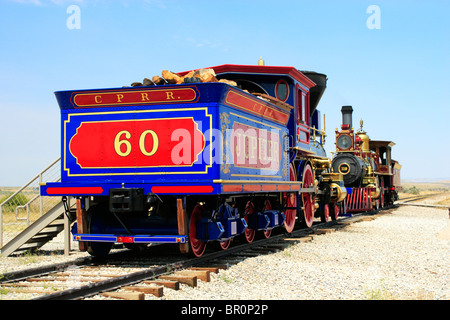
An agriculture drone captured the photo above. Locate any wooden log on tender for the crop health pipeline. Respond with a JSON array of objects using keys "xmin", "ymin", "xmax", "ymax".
[
  {"xmin": 200, "ymin": 73, "xmax": 218, "ymax": 83},
  {"xmin": 182, "ymin": 70, "xmax": 196, "ymax": 79},
  {"xmin": 195, "ymin": 68, "xmax": 218, "ymax": 83},
  {"xmin": 183, "ymin": 77, "xmax": 202, "ymax": 83},
  {"xmin": 152, "ymin": 75, "xmax": 166, "ymax": 85},
  {"xmin": 162, "ymin": 70, "xmax": 183, "ymax": 84},
  {"xmin": 143, "ymin": 78, "xmax": 155, "ymax": 86},
  {"xmin": 219, "ymin": 79, "xmax": 237, "ymax": 86}
]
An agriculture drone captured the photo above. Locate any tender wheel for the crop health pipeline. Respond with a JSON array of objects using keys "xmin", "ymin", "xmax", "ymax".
[
  {"xmin": 301, "ymin": 164, "xmax": 315, "ymax": 228},
  {"xmin": 87, "ymin": 242, "xmax": 113, "ymax": 258},
  {"xmin": 244, "ymin": 201, "xmax": 256, "ymax": 243},
  {"xmin": 283, "ymin": 164, "xmax": 298, "ymax": 233},
  {"xmin": 320, "ymin": 204, "xmax": 329, "ymax": 223},
  {"xmin": 189, "ymin": 204, "xmax": 207, "ymax": 257},
  {"xmin": 86, "ymin": 205, "xmax": 113, "ymax": 258}
]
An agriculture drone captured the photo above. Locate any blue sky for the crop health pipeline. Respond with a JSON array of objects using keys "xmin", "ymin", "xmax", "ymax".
[{"xmin": 0, "ymin": 0, "xmax": 449, "ymax": 186}]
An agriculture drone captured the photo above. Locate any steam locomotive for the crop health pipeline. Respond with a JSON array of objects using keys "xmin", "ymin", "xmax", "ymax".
[
  {"xmin": 332, "ymin": 106, "xmax": 401, "ymax": 213},
  {"xmin": 40, "ymin": 61, "xmax": 396, "ymax": 258}
]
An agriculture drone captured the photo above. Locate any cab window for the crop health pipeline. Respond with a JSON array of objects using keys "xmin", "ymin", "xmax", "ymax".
[{"xmin": 297, "ymin": 89, "xmax": 308, "ymax": 125}]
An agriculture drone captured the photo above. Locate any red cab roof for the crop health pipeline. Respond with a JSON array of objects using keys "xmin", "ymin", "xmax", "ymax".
[{"xmin": 179, "ymin": 64, "xmax": 316, "ymax": 89}]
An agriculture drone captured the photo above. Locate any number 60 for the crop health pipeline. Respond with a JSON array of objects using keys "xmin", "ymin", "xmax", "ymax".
[{"xmin": 114, "ymin": 130, "xmax": 159, "ymax": 157}]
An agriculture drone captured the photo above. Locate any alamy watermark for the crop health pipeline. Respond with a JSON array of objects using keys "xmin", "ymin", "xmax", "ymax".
[
  {"xmin": 366, "ymin": 5, "xmax": 381, "ymax": 30},
  {"xmin": 67, "ymin": 4, "xmax": 81, "ymax": 30},
  {"xmin": 65, "ymin": 5, "xmax": 380, "ymax": 31}
]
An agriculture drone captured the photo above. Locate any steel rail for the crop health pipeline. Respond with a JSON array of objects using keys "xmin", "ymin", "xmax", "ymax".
[
  {"xmin": 0, "ymin": 246, "xmax": 131, "ymax": 283},
  {"xmin": 396, "ymin": 202, "xmax": 449, "ymax": 209},
  {"xmin": 0, "ymin": 256, "xmax": 94, "ymax": 283}
]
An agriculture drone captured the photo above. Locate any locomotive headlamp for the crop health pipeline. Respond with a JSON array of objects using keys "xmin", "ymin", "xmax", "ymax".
[{"xmin": 337, "ymin": 134, "xmax": 352, "ymax": 150}]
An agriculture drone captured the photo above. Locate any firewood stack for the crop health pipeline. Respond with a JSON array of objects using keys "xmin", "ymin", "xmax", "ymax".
[{"xmin": 130, "ymin": 68, "xmax": 237, "ymax": 87}]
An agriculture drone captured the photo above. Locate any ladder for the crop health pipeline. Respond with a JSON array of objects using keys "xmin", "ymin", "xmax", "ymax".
[{"xmin": 0, "ymin": 158, "xmax": 74, "ymax": 257}]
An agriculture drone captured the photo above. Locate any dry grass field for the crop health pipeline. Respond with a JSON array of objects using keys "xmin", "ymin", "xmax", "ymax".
[{"xmin": 399, "ymin": 180, "xmax": 450, "ymax": 206}]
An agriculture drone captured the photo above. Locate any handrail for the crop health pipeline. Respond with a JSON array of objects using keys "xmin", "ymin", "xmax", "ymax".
[
  {"xmin": 15, "ymin": 194, "xmax": 40, "ymax": 223},
  {"xmin": 0, "ymin": 157, "xmax": 61, "ymax": 248},
  {"xmin": 0, "ymin": 157, "xmax": 60, "ymax": 208},
  {"xmin": 14, "ymin": 177, "xmax": 62, "ymax": 224},
  {"xmin": 311, "ymin": 125, "xmax": 327, "ymax": 144}
]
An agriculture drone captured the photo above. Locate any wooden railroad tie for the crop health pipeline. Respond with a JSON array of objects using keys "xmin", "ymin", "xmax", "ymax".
[
  {"xmin": 157, "ymin": 267, "xmax": 216, "ymax": 287},
  {"xmin": 334, "ymin": 221, "xmax": 353, "ymax": 227},
  {"xmin": 189, "ymin": 266, "xmax": 226, "ymax": 273},
  {"xmin": 159, "ymin": 275, "xmax": 197, "ymax": 287},
  {"xmin": 101, "ymin": 292, "xmax": 145, "ymax": 300},
  {"xmin": 283, "ymin": 236, "xmax": 314, "ymax": 243},
  {"xmin": 359, "ymin": 216, "xmax": 377, "ymax": 222},
  {"xmin": 177, "ymin": 269, "xmax": 211, "ymax": 282},
  {"xmin": 143, "ymin": 280, "xmax": 180, "ymax": 290},
  {"xmin": 122, "ymin": 286, "xmax": 164, "ymax": 298},
  {"xmin": 313, "ymin": 228, "xmax": 336, "ymax": 235}
]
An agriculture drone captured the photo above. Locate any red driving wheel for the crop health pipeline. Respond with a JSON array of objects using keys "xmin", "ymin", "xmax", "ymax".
[
  {"xmin": 320, "ymin": 204, "xmax": 329, "ymax": 223},
  {"xmin": 263, "ymin": 200, "xmax": 272, "ymax": 238},
  {"xmin": 301, "ymin": 164, "xmax": 315, "ymax": 228},
  {"xmin": 244, "ymin": 201, "xmax": 256, "ymax": 243},
  {"xmin": 283, "ymin": 164, "xmax": 298, "ymax": 233},
  {"xmin": 330, "ymin": 202, "xmax": 340, "ymax": 221}
]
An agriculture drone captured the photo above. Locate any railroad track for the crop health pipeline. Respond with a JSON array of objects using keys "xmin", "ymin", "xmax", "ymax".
[
  {"xmin": 0, "ymin": 207, "xmax": 396, "ymax": 300},
  {"xmin": 396, "ymin": 192, "xmax": 449, "ymax": 209}
]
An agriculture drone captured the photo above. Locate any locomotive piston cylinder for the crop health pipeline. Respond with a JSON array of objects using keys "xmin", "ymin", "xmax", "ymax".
[
  {"xmin": 366, "ymin": 184, "xmax": 381, "ymax": 199},
  {"xmin": 330, "ymin": 183, "xmax": 347, "ymax": 203}
]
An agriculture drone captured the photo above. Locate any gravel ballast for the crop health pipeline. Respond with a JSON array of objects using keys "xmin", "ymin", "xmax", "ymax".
[
  {"xmin": 1, "ymin": 205, "xmax": 448, "ymax": 300},
  {"xmin": 158, "ymin": 205, "xmax": 449, "ymax": 300}
]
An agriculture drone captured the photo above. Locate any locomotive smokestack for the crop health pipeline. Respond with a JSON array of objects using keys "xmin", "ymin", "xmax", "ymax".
[{"xmin": 341, "ymin": 106, "xmax": 353, "ymax": 129}]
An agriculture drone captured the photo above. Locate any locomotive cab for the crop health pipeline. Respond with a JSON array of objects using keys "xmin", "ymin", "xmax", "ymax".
[
  {"xmin": 370, "ymin": 140, "xmax": 401, "ymax": 204},
  {"xmin": 208, "ymin": 64, "xmax": 328, "ymax": 157}
]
